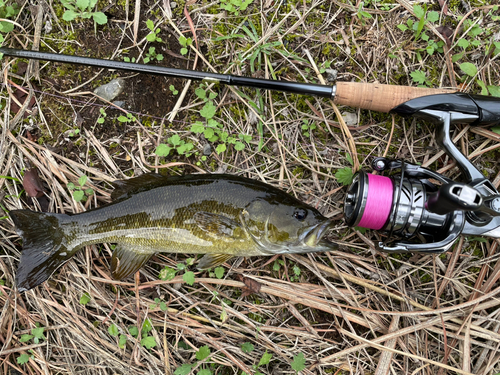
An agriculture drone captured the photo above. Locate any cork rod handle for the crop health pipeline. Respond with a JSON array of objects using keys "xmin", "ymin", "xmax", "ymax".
[{"xmin": 334, "ymin": 82, "xmax": 457, "ymax": 113}]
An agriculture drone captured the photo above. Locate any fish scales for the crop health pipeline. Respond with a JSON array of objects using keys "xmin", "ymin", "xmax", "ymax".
[{"xmin": 73, "ymin": 177, "xmax": 268, "ymax": 256}]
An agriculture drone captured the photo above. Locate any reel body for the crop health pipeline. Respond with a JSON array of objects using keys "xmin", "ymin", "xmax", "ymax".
[{"xmin": 344, "ymin": 159, "xmax": 466, "ymax": 253}]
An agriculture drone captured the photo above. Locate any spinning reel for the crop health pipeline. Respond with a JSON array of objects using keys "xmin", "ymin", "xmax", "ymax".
[{"xmin": 344, "ymin": 93, "xmax": 500, "ymax": 253}]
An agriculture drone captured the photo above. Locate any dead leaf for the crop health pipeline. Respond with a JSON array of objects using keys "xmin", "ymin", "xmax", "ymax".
[
  {"xmin": 75, "ymin": 112, "xmax": 84, "ymax": 127},
  {"xmin": 16, "ymin": 62, "xmax": 28, "ymax": 75},
  {"xmin": 436, "ymin": 26, "xmax": 453, "ymax": 39},
  {"xmin": 25, "ymin": 130, "xmax": 36, "ymax": 143},
  {"xmin": 184, "ymin": 5, "xmax": 198, "ymax": 50},
  {"xmin": 22, "ymin": 168, "xmax": 45, "ymax": 198},
  {"xmin": 10, "ymin": 89, "xmax": 36, "ymax": 117},
  {"xmin": 409, "ymin": 253, "xmax": 423, "ymax": 263},
  {"xmin": 264, "ymin": 0, "xmax": 274, "ymax": 8},
  {"xmin": 436, "ymin": 26, "xmax": 453, "ymax": 48},
  {"xmin": 241, "ymin": 276, "xmax": 261, "ymax": 297},
  {"xmin": 22, "ymin": 168, "xmax": 50, "ymax": 212},
  {"xmin": 438, "ymin": 0, "xmax": 449, "ymax": 15},
  {"xmin": 35, "ymin": 195, "xmax": 50, "ymax": 213}
]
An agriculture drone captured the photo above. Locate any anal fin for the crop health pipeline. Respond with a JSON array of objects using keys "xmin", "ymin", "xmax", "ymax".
[
  {"xmin": 111, "ymin": 244, "xmax": 154, "ymax": 279},
  {"xmin": 197, "ymin": 254, "xmax": 233, "ymax": 270}
]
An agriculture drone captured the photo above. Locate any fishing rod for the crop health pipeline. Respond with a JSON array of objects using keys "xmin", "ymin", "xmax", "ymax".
[
  {"xmin": 0, "ymin": 46, "xmax": 454, "ymax": 113},
  {"xmin": 3, "ymin": 46, "xmax": 500, "ymax": 254}
]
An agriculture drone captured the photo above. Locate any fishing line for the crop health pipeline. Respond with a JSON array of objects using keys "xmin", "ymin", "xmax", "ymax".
[{"xmin": 357, "ymin": 173, "xmax": 393, "ymax": 230}]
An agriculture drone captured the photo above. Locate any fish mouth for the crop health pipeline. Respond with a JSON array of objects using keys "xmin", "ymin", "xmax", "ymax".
[
  {"xmin": 239, "ymin": 212, "xmax": 336, "ymax": 254},
  {"xmin": 302, "ymin": 220, "xmax": 334, "ymax": 248}
]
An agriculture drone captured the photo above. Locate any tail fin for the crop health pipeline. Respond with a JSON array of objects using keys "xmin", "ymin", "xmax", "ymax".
[{"xmin": 10, "ymin": 210, "xmax": 75, "ymax": 292}]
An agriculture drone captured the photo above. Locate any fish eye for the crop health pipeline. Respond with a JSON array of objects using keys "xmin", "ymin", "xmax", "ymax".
[{"xmin": 292, "ymin": 209, "xmax": 307, "ymax": 221}]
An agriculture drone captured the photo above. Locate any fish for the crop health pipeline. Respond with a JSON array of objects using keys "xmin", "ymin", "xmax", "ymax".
[{"xmin": 9, "ymin": 173, "xmax": 337, "ymax": 292}]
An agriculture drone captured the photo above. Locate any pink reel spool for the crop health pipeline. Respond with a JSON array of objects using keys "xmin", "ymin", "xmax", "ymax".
[{"xmin": 344, "ymin": 171, "xmax": 394, "ymax": 230}]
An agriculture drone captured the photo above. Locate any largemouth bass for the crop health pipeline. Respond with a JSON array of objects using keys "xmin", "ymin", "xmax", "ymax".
[{"xmin": 10, "ymin": 173, "xmax": 337, "ymax": 291}]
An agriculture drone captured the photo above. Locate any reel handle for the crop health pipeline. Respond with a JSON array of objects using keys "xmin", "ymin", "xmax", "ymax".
[{"xmin": 425, "ymin": 183, "xmax": 482, "ymax": 215}]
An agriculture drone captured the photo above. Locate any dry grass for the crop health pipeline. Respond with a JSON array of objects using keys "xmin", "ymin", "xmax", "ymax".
[{"xmin": 1, "ymin": 0, "xmax": 500, "ymax": 374}]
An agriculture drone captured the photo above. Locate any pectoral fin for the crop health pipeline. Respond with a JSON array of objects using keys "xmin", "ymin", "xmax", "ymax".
[
  {"xmin": 197, "ymin": 254, "xmax": 234, "ymax": 270},
  {"xmin": 111, "ymin": 245, "xmax": 154, "ymax": 279},
  {"xmin": 194, "ymin": 212, "xmax": 242, "ymax": 240}
]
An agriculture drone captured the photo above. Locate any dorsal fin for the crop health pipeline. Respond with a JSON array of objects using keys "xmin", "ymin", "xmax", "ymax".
[{"xmin": 111, "ymin": 173, "xmax": 181, "ymax": 200}]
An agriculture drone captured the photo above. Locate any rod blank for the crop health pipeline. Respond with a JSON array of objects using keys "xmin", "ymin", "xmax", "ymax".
[{"xmin": 0, "ymin": 47, "xmax": 335, "ymax": 98}]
